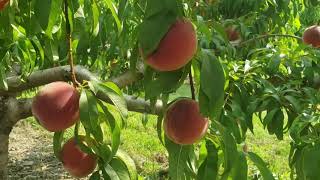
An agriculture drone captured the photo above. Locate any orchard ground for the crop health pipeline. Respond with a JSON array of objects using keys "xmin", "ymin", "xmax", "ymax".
[{"xmin": 8, "ymin": 85, "xmax": 291, "ymax": 179}]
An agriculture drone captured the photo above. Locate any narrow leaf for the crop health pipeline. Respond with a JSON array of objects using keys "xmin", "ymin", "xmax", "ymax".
[{"xmin": 248, "ymin": 152, "xmax": 275, "ymax": 180}]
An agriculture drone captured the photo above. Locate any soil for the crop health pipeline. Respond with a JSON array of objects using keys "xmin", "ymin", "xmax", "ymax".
[{"xmin": 8, "ymin": 121, "xmax": 85, "ymax": 180}]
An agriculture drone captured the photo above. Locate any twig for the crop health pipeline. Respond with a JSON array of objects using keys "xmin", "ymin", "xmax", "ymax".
[
  {"xmin": 64, "ymin": 0, "xmax": 80, "ymax": 87},
  {"xmin": 239, "ymin": 34, "xmax": 302, "ymax": 46},
  {"xmin": 189, "ymin": 69, "xmax": 196, "ymax": 100}
]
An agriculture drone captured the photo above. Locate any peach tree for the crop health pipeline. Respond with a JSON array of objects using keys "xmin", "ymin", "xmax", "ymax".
[{"xmin": 0, "ymin": 0, "xmax": 319, "ymax": 179}]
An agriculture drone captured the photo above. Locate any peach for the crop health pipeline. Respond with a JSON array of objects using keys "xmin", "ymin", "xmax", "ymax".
[
  {"xmin": 61, "ymin": 137, "xmax": 97, "ymax": 178},
  {"xmin": 145, "ymin": 18, "xmax": 197, "ymax": 71},
  {"xmin": 0, "ymin": 0, "xmax": 9, "ymax": 11},
  {"xmin": 225, "ymin": 26, "xmax": 240, "ymax": 41},
  {"xmin": 32, "ymin": 81, "xmax": 80, "ymax": 132},
  {"xmin": 164, "ymin": 98, "xmax": 209, "ymax": 145},
  {"xmin": 303, "ymin": 25, "xmax": 320, "ymax": 48}
]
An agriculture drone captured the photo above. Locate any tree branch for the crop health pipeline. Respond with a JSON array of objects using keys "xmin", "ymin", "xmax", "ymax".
[
  {"xmin": 239, "ymin": 34, "xmax": 302, "ymax": 46},
  {"xmin": 1, "ymin": 65, "xmax": 144, "ymax": 96},
  {"xmin": 17, "ymin": 94, "xmax": 163, "ymax": 120},
  {"xmin": 3, "ymin": 63, "xmax": 162, "ymax": 121}
]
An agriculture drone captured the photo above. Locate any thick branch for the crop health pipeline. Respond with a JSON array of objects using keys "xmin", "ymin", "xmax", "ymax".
[
  {"xmin": 1, "ymin": 65, "xmax": 143, "ymax": 96},
  {"xmin": 18, "ymin": 95, "xmax": 163, "ymax": 120},
  {"xmin": 4, "ymin": 63, "xmax": 162, "ymax": 121}
]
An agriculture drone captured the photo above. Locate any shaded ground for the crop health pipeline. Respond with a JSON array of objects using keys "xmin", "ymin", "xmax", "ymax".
[{"xmin": 8, "ymin": 121, "xmax": 82, "ymax": 180}]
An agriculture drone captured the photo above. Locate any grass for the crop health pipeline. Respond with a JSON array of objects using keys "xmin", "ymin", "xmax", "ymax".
[
  {"xmin": 247, "ymin": 118, "xmax": 291, "ymax": 179},
  {"xmin": 120, "ymin": 113, "xmax": 292, "ymax": 179},
  {"xmin": 121, "ymin": 113, "xmax": 167, "ymax": 177}
]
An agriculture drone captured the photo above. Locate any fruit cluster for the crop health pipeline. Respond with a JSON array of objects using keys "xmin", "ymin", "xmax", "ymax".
[
  {"xmin": 32, "ymin": 82, "xmax": 97, "ymax": 178},
  {"xmin": 141, "ymin": 18, "xmax": 209, "ymax": 144}
]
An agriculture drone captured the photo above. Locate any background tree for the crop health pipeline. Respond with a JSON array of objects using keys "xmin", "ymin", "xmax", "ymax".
[{"xmin": 0, "ymin": 0, "xmax": 319, "ymax": 179}]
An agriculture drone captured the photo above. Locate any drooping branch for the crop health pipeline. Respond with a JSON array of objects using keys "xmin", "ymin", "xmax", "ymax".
[{"xmin": 0, "ymin": 65, "xmax": 143, "ymax": 96}]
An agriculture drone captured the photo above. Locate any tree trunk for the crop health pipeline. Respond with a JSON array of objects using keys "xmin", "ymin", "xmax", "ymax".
[
  {"xmin": 0, "ymin": 97, "xmax": 18, "ymax": 180},
  {"xmin": 0, "ymin": 133, "xmax": 9, "ymax": 180}
]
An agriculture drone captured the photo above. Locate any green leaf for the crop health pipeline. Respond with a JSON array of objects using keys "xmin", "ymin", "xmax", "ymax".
[
  {"xmin": 53, "ymin": 131, "xmax": 64, "ymax": 161},
  {"xmin": 93, "ymin": 81, "xmax": 128, "ymax": 121},
  {"xmin": 299, "ymin": 143, "xmax": 320, "ymax": 179},
  {"xmin": 102, "ymin": 164, "xmax": 120, "ymax": 180},
  {"xmin": 199, "ymin": 51, "xmax": 225, "ymax": 120},
  {"xmin": 104, "ymin": 151, "xmax": 137, "ymax": 180},
  {"xmin": 165, "ymin": 137, "xmax": 193, "ymax": 180},
  {"xmin": 157, "ymin": 114, "xmax": 164, "ymax": 145},
  {"xmin": 97, "ymin": 100, "xmax": 121, "ymax": 162},
  {"xmin": 220, "ymin": 128, "xmax": 238, "ymax": 179},
  {"xmin": 145, "ymin": 64, "xmax": 190, "ymax": 99},
  {"xmin": 144, "ymin": 0, "xmax": 166, "ymax": 18},
  {"xmin": 284, "ymin": 95, "xmax": 301, "ymax": 113},
  {"xmin": 199, "ymin": 89, "xmax": 211, "ymax": 117},
  {"xmin": 263, "ymin": 108, "xmax": 278, "ymax": 127},
  {"xmin": 91, "ymin": 0, "xmax": 100, "ymax": 37},
  {"xmin": 103, "ymin": 0, "xmax": 122, "ymax": 33},
  {"xmin": 45, "ymin": 0, "xmax": 63, "ymax": 37},
  {"xmin": 267, "ymin": 58, "xmax": 281, "ymax": 74},
  {"xmin": 74, "ymin": 123, "xmax": 96, "ymax": 155},
  {"xmin": 231, "ymin": 152, "xmax": 248, "ymax": 180},
  {"xmin": 248, "ymin": 152, "xmax": 275, "ymax": 180},
  {"xmin": 95, "ymin": 142, "xmax": 112, "ymax": 164},
  {"xmin": 89, "ymin": 171, "xmax": 101, "ymax": 180},
  {"xmin": 110, "ymin": 158, "xmax": 130, "ymax": 180},
  {"xmin": 34, "ymin": 0, "xmax": 51, "ymax": 31},
  {"xmin": 267, "ymin": 109, "xmax": 284, "ymax": 140},
  {"xmin": 116, "ymin": 150, "xmax": 138, "ymax": 180},
  {"xmin": 144, "ymin": 0, "xmax": 180, "ymax": 18},
  {"xmin": 289, "ymin": 114, "xmax": 317, "ymax": 144},
  {"xmin": 79, "ymin": 89, "xmax": 104, "ymax": 142},
  {"xmin": 197, "ymin": 140, "xmax": 218, "ymax": 180},
  {"xmin": 118, "ymin": 0, "xmax": 128, "ymax": 20},
  {"xmin": 30, "ymin": 37, "xmax": 44, "ymax": 67},
  {"xmin": 139, "ymin": 12, "xmax": 176, "ymax": 56}
]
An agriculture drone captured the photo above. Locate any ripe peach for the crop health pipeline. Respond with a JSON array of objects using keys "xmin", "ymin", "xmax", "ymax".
[
  {"xmin": 164, "ymin": 98, "xmax": 209, "ymax": 145},
  {"xmin": 0, "ymin": 0, "xmax": 9, "ymax": 11},
  {"xmin": 225, "ymin": 26, "xmax": 240, "ymax": 41},
  {"xmin": 303, "ymin": 25, "xmax": 320, "ymax": 48},
  {"xmin": 32, "ymin": 81, "xmax": 80, "ymax": 132},
  {"xmin": 61, "ymin": 137, "xmax": 97, "ymax": 178},
  {"xmin": 145, "ymin": 18, "xmax": 197, "ymax": 71}
]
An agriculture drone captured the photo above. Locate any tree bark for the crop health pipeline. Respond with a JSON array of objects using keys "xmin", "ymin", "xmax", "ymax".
[
  {"xmin": 1, "ymin": 65, "xmax": 163, "ymax": 124},
  {"xmin": 0, "ymin": 64, "xmax": 144, "ymax": 96},
  {"xmin": 0, "ymin": 97, "xmax": 23, "ymax": 179},
  {"xmin": 17, "ymin": 94, "xmax": 163, "ymax": 121},
  {"xmin": 0, "ymin": 133, "xmax": 9, "ymax": 180}
]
